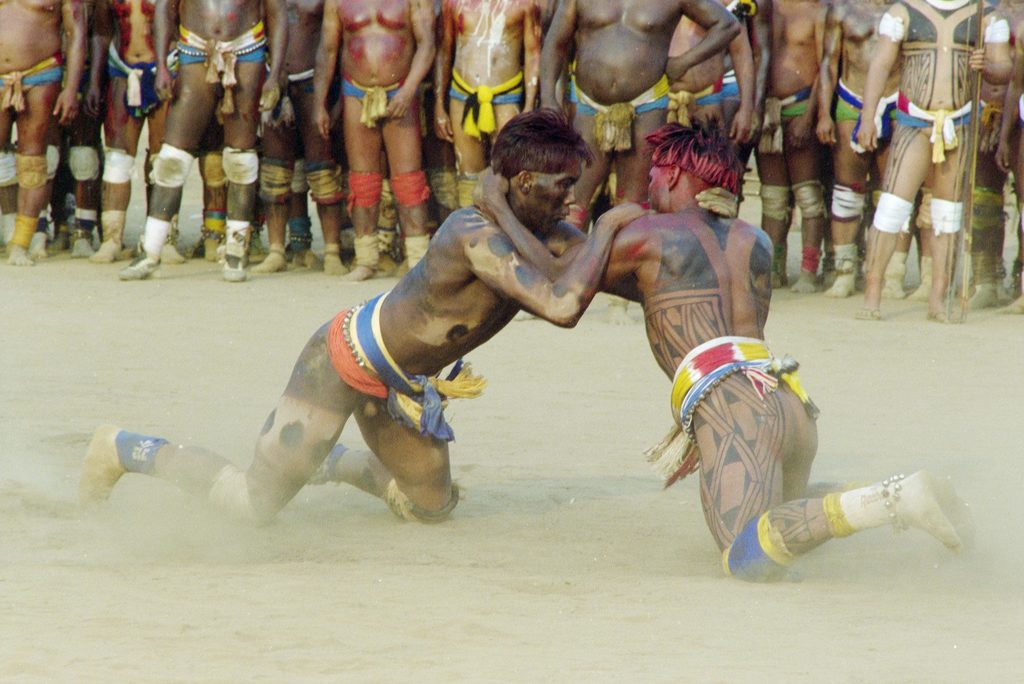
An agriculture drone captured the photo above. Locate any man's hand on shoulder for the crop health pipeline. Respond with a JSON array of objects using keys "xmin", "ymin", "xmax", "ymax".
[
  {"xmin": 472, "ymin": 168, "xmax": 510, "ymax": 222},
  {"xmin": 592, "ymin": 203, "xmax": 650, "ymax": 235}
]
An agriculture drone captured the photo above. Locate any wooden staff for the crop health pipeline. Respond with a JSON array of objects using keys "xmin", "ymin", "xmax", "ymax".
[{"xmin": 948, "ymin": 0, "xmax": 988, "ymax": 323}]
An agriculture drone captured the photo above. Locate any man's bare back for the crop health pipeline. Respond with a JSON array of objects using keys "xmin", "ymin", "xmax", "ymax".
[{"xmin": 601, "ymin": 208, "xmax": 772, "ymax": 375}]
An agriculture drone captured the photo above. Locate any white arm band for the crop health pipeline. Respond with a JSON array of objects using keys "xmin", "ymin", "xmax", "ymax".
[
  {"xmin": 985, "ymin": 18, "xmax": 1010, "ymax": 44},
  {"xmin": 878, "ymin": 13, "xmax": 905, "ymax": 42}
]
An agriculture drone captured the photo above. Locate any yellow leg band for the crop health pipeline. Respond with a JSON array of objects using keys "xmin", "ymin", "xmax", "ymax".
[
  {"xmin": 757, "ymin": 512, "xmax": 795, "ymax": 566},
  {"xmin": 456, "ymin": 175, "xmax": 478, "ymax": 208},
  {"xmin": 11, "ymin": 214, "xmax": 36, "ymax": 248},
  {"xmin": 823, "ymin": 492, "xmax": 857, "ymax": 538}
]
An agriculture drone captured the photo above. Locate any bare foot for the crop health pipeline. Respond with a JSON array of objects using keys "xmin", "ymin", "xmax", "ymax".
[
  {"xmin": 342, "ymin": 265, "xmax": 375, "ymax": 282},
  {"xmin": 855, "ymin": 307, "xmax": 881, "ymax": 321},
  {"xmin": 823, "ymin": 272, "xmax": 855, "ymax": 298},
  {"xmin": 6, "ymin": 244, "xmax": 34, "ymax": 266},
  {"xmin": 323, "ymin": 252, "xmax": 349, "ymax": 276},
  {"xmin": 118, "ymin": 255, "xmax": 160, "ymax": 280},
  {"xmin": 926, "ymin": 310, "xmax": 948, "ymax": 323},
  {"xmin": 28, "ymin": 232, "xmax": 48, "ymax": 260},
  {"xmin": 71, "ymin": 237, "xmax": 95, "ymax": 258},
  {"xmin": 894, "ymin": 471, "xmax": 969, "ymax": 552},
  {"xmin": 80, "ymin": 425, "xmax": 126, "ymax": 506},
  {"xmin": 251, "ymin": 248, "xmax": 287, "ymax": 274},
  {"xmin": 1000, "ymin": 294, "xmax": 1024, "ymax": 314},
  {"xmin": 161, "ymin": 241, "xmax": 187, "ymax": 265},
  {"xmin": 790, "ymin": 271, "xmax": 818, "ymax": 294},
  {"xmin": 89, "ymin": 240, "xmax": 123, "ymax": 264},
  {"xmin": 968, "ymin": 284, "xmax": 1000, "ymax": 310}
]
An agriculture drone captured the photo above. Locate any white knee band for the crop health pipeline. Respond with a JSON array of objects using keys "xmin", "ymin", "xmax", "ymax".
[
  {"xmin": 46, "ymin": 145, "xmax": 59, "ymax": 179},
  {"xmin": 931, "ymin": 198, "xmax": 963, "ymax": 235},
  {"xmin": 222, "ymin": 146, "xmax": 259, "ymax": 185},
  {"xmin": 873, "ymin": 192, "xmax": 914, "ymax": 234},
  {"xmin": 831, "ymin": 184, "xmax": 866, "ymax": 220},
  {"xmin": 793, "ymin": 180, "xmax": 826, "ymax": 219},
  {"xmin": 291, "ymin": 159, "xmax": 308, "ymax": 194},
  {"xmin": 102, "ymin": 148, "xmax": 135, "ymax": 184},
  {"xmin": 0, "ymin": 151, "xmax": 15, "ymax": 186},
  {"xmin": 150, "ymin": 143, "xmax": 195, "ymax": 188},
  {"xmin": 760, "ymin": 184, "xmax": 791, "ymax": 221},
  {"xmin": 69, "ymin": 146, "xmax": 100, "ymax": 181},
  {"xmin": 207, "ymin": 465, "xmax": 260, "ymax": 523}
]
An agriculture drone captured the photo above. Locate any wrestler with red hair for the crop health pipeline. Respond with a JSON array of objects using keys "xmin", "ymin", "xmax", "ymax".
[{"xmin": 486, "ymin": 124, "xmax": 973, "ymax": 581}]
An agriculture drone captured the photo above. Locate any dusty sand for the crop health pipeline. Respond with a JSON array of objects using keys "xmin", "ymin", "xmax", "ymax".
[{"xmin": 2, "ymin": 171, "xmax": 1024, "ymax": 682}]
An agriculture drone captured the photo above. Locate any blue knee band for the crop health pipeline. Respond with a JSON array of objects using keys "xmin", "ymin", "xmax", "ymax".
[
  {"xmin": 723, "ymin": 514, "xmax": 790, "ymax": 582},
  {"xmin": 115, "ymin": 430, "xmax": 168, "ymax": 474}
]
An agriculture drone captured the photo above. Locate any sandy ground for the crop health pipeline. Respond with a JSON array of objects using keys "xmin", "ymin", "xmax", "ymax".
[{"xmin": 2, "ymin": 170, "xmax": 1024, "ymax": 683}]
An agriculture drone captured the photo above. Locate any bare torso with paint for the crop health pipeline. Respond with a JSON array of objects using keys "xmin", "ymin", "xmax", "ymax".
[
  {"xmin": 449, "ymin": 0, "xmax": 532, "ymax": 86},
  {"xmin": 338, "ymin": 0, "xmax": 417, "ymax": 87}
]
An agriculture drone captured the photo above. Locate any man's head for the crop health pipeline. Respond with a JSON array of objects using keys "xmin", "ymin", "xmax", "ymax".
[
  {"xmin": 491, "ymin": 109, "xmax": 593, "ymax": 232},
  {"xmin": 645, "ymin": 124, "xmax": 743, "ymax": 213}
]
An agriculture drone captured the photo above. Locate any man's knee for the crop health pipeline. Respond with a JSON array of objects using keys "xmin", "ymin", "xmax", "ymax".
[
  {"xmin": 831, "ymin": 182, "xmax": 866, "ymax": 222},
  {"xmin": 0, "ymin": 150, "xmax": 15, "ymax": 187},
  {"xmin": 207, "ymin": 464, "xmax": 277, "ymax": 525},
  {"xmin": 69, "ymin": 146, "xmax": 100, "ymax": 182},
  {"xmin": 14, "ymin": 153, "xmax": 48, "ymax": 190},
  {"xmin": 873, "ymin": 192, "xmax": 914, "ymax": 234},
  {"xmin": 930, "ymin": 198, "xmax": 963, "ymax": 235},
  {"xmin": 391, "ymin": 169, "xmax": 431, "ymax": 208},
  {"xmin": 760, "ymin": 184, "xmax": 791, "ymax": 222},
  {"xmin": 348, "ymin": 171, "xmax": 384, "ymax": 210},
  {"xmin": 792, "ymin": 180, "xmax": 826, "ymax": 219},
  {"xmin": 259, "ymin": 157, "xmax": 294, "ymax": 204},
  {"xmin": 384, "ymin": 479, "xmax": 460, "ymax": 523},
  {"xmin": 200, "ymin": 151, "xmax": 227, "ymax": 188},
  {"xmin": 305, "ymin": 161, "xmax": 345, "ymax": 205},
  {"xmin": 222, "ymin": 146, "xmax": 259, "ymax": 185},
  {"xmin": 102, "ymin": 148, "xmax": 135, "ymax": 184},
  {"xmin": 150, "ymin": 144, "xmax": 196, "ymax": 188}
]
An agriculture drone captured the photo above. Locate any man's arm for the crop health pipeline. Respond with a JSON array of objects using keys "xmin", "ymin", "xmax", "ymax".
[
  {"xmin": 540, "ymin": 0, "xmax": 575, "ymax": 109},
  {"xmin": 665, "ymin": 0, "xmax": 740, "ymax": 82},
  {"xmin": 815, "ymin": 4, "xmax": 842, "ymax": 146},
  {"xmin": 522, "ymin": 0, "xmax": 542, "ymax": 111},
  {"xmin": 750, "ymin": 0, "xmax": 771, "ymax": 124},
  {"xmin": 728, "ymin": 23, "xmax": 755, "ymax": 143},
  {"xmin": 855, "ymin": 5, "xmax": 904, "ymax": 153},
  {"xmin": 85, "ymin": 0, "xmax": 112, "ymax": 117},
  {"xmin": 433, "ymin": 0, "xmax": 455, "ymax": 141},
  {"xmin": 55, "ymin": 0, "xmax": 88, "ymax": 123},
  {"xmin": 260, "ymin": 0, "xmax": 287, "ymax": 111},
  {"xmin": 386, "ymin": 0, "xmax": 436, "ymax": 118},
  {"xmin": 996, "ymin": 21, "xmax": 1024, "ymax": 172},
  {"xmin": 979, "ymin": 14, "xmax": 1012, "ymax": 86},
  {"xmin": 463, "ymin": 207, "xmax": 638, "ymax": 327},
  {"xmin": 154, "ymin": 0, "xmax": 178, "ymax": 100},
  {"xmin": 313, "ymin": 0, "xmax": 342, "ymax": 138}
]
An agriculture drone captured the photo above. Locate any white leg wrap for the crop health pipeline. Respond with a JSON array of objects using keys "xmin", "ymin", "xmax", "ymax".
[
  {"xmin": 760, "ymin": 184, "xmax": 791, "ymax": 221},
  {"xmin": 150, "ymin": 144, "xmax": 195, "ymax": 188},
  {"xmin": 872, "ymin": 192, "xmax": 914, "ymax": 234},
  {"xmin": 142, "ymin": 216, "xmax": 171, "ymax": 259},
  {"xmin": 931, "ymin": 198, "xmax": 963, "ymax": 235},
  {"xmin": 0, "ymin": 150, "xmax": 15, "ymax": 187},
  {"xmin": 291, "ymin": 159, "xmax": 308, "ymax": 194},
  {"xmin": 793, "ymin": 180, "xmax": 826, "ymax": 218},
  {"xmin": 207, "ymin": 465, "xmax": 259, "ymax": 523},
  {"xmin": 102, "ymin": 148, "xmax": 135, "ymax": 184},
  {"xmin": 831, "ymin": 184, "xmax": 866, "ymax": 220},
  {"xmin": 46, "ymin": 145, "xmax": 59, "ymax": 180},
  {"xmin": 222, "ymin": 146, "xmax": 259, "ymax": 185},
  {"xmin": 69, "ymin": 146, "xmax": 100, "ymax": 181}
]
